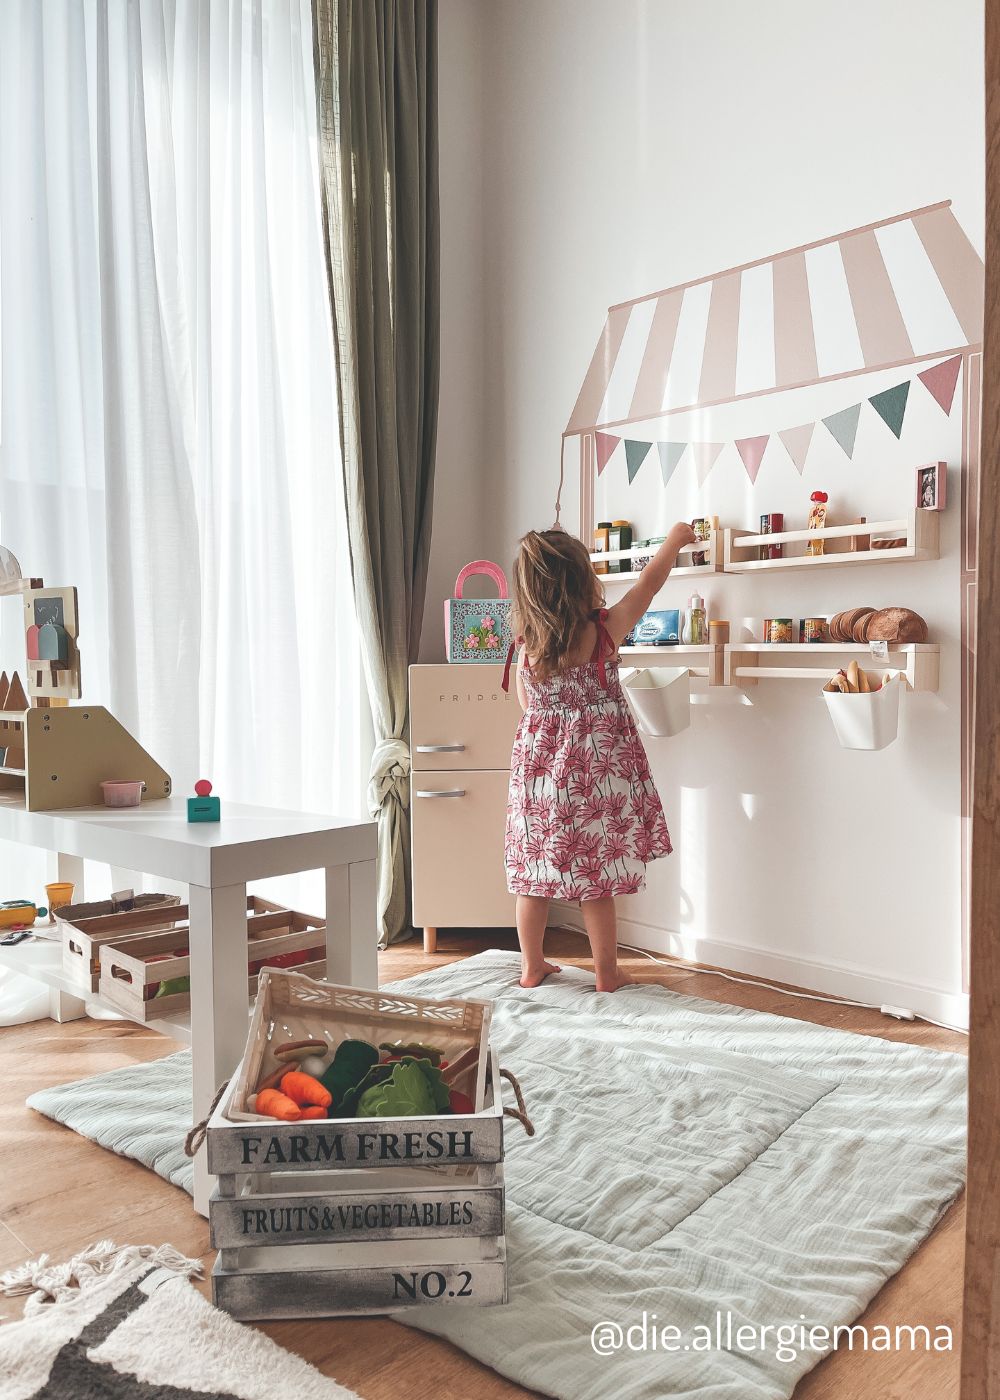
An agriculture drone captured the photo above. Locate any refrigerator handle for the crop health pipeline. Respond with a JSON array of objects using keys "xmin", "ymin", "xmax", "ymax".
[
  {"xmin": 415, "ymin": 789, "xmax": 467, "ymax": 799},
  {"xmin": 415, "ymin": 743, "xmax": 466, "ymax": 752}
]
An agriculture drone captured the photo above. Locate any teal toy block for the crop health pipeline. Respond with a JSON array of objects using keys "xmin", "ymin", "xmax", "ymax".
[{"xmin": 187, "ymin": 795, "xmax": 220, "ymax": 822}]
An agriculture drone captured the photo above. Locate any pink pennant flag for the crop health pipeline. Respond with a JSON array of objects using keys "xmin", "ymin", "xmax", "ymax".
[
  {"xmin": 778, "ymin": 423, "xmax": 815, "ymax": 474},
  {"xmin": 595, "ymin": 432, "xmax": 621, "ymax": 475},
  {"xmin": 917, "ymin": 355, "xmax": 962, "ymax": 417},
  {"xmin": 735, "ymin": 435, "xmax": 769, "ymax": 485},
  {"xmin": 691, "ymin": 442, "xmax": 724, "ymax": 486}
]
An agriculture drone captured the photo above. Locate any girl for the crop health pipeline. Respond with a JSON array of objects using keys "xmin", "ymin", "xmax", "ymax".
[{"xmin": 501, "ymin": 522, "xmax": 696, "ymax": 991}]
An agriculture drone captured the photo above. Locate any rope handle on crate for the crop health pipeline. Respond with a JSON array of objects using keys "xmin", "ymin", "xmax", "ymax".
[
  {"xmin": 499, "ymin": 1067, "xmax": 535, "ymax": 1136},
  {"xmin": 185, "ymin": 1081, "xmax": 230, "ymax": 1158}
]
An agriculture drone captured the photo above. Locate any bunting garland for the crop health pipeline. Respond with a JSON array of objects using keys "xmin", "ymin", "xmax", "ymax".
[{"xmin": 594, "ymin": 354, "xmax": 962, "ymax": 483}]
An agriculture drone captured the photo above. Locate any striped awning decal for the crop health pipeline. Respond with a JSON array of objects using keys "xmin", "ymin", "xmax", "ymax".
[{"xmin": 566, "ymin": 201, "xmax": 983, "ymax": 435}]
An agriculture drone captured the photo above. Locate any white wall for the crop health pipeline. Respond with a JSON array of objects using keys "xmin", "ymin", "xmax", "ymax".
[{"xmin": 434, "ymin": 0, "xmax": 982, "ymax": 1018}]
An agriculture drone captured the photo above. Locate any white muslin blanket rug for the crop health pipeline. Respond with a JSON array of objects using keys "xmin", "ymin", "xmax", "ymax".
[{"xmin": 388, "ymin": 951, "xmax": 967, "ymax": 1400}]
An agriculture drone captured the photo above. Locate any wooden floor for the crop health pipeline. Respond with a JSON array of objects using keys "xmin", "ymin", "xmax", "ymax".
[{"xmin": 0, "ymin": 928, "xmax": 966, "ymax": 1399}]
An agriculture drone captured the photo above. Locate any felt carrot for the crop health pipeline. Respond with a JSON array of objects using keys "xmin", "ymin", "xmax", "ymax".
[
  {"xmin": 280, "ymin": 1070, "xmax": 333, "ymax": 1109},
  {"xmin": 255, "ymin": 1088, "xmax": 301, "ymax": 1121},
  {"xmin": 299, "ymin": 1105, "xmax": 329, "ymax": 1119}
]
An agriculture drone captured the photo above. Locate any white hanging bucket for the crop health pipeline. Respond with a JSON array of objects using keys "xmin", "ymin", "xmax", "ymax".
[
  {"xmin": 621, "ymin": 667, "xmax": 691, "ymax": 738},
  {"xmin": 823, "ymin": 673, "xmax": 901, "ymax": 751}
]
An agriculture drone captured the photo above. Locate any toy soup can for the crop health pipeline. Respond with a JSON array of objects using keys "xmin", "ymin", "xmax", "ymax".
[
  {"xmin": 802, "ymin": 616, "xmax": 829, "ymax": 644},
  {"xmin": 759, "ymin": 513, "xmax": 784, "ymax": 560},
  {"xmin": 763, "ymin": 618, "xmax": 794, "ymax": 644},
  {"xmin": 691, "ymin": 517, "xmax": 710, "ymax": 566}
]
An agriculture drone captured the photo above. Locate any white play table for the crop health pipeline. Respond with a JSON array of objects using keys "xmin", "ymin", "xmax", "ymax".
[{"xmin": 0, "ymin": 793, "xmax": 377, "ymax": 1213}]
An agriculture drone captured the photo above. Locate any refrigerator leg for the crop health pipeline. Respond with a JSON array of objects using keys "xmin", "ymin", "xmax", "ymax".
[{"xmin": 423, "ymin": 926, "xmax": 438, "ymax": 955}]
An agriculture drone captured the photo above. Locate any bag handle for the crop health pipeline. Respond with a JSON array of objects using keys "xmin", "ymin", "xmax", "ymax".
[{"xmin": 454, "ymin": 560, "xmax": 508, "ymax": 600}]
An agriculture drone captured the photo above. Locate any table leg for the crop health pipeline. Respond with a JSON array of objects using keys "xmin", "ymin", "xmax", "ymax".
[
  {"xmin": 47, "ymin": 987, "xmax": 87, "ymax": 1023},
  {"xmin": 324, "ymin": 859, "xmax": 377, "ymax": 989},
  {"xmin": 50, "ymin": 851, "xmax": 85, "ymax": 898},
  {"xmin": 188, "ymin": 882, "xmax": 249, "ymax": 1217}
]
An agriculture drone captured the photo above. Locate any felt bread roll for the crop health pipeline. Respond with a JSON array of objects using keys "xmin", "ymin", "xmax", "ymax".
[
  {"xmin": 858, "ymin": 667, "xmax": 871, "ymax": 694},
  {"xmin": 846, "ymin": 660, "xmax": 861, "ymax": 693}
]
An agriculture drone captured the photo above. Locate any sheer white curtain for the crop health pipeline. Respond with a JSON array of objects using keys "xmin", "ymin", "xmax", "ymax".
[{"xmin": 0, "ymin": 1, "xmax": 366, "ymax": 912}]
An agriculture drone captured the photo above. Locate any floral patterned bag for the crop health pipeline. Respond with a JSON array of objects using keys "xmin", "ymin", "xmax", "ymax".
[{"xmin": 444, "ymin": 560, "xmax": 514, "ymax": 663}]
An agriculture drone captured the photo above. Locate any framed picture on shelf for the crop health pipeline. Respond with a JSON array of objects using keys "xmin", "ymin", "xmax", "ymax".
[{"xmin": 916, "ymin": 461, "xmax": 946, "ymax": 511}]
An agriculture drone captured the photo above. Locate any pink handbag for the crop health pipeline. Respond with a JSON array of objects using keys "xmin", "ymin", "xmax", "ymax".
[{"xmin": 444, "ymin": 561, "xmax": 514, "ymax": 663}]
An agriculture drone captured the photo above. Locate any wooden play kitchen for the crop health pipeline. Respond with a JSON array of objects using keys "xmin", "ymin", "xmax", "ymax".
[{"xmin": 200, "ymin": 969, "xmax": 521, "ymax": 1319}]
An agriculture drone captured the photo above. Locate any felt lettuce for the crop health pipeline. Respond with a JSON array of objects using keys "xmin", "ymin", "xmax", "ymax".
[{"xmin": 356, "ymin": 1057, "xmax": 451, "ymax": 1118}]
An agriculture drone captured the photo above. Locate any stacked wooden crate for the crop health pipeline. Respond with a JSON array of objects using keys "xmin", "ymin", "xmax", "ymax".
[{"xmin": 205, "ymin": 970, "xmax": 507, "ymax": 1319}]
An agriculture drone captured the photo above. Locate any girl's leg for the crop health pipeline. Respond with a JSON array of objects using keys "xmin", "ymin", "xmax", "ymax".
[
  {"xmin": 516, "ymin": 895, "xmax": 558, "ymax": 987},
  {"xmin": 581, "ymin": 896, "xmax": 633, "ymax": 992}
]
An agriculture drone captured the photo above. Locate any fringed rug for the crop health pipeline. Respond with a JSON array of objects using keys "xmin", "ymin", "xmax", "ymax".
[
  {"xmin": 26, "ymin": 950, "xmax": 967, "ymax": 1400},
  {"xmin": 0, "ymin": 1241, "xmax": 360, "ymax": 1399}
]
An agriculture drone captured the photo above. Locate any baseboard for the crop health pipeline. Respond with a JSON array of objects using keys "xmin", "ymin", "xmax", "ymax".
[{"xmin": 552, "ymin": 903, "xmax": 970, "ymax": 1030}]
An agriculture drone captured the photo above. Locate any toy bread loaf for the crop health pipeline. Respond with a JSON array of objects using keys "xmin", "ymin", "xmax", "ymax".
[{"xmin": 865, "ymin": 607, "xmax": 928, "ymax": 643}]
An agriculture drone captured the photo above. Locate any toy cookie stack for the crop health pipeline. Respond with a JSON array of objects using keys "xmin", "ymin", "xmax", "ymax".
[{"xmin": 202, "ymin": 968, "xmax": 521, "ymax": 1320}]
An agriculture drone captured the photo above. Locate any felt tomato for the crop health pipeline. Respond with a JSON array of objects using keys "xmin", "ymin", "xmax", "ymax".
[{"xmin": 449, "ymin": 1090, "xmax": 474, "ymax": 1114}]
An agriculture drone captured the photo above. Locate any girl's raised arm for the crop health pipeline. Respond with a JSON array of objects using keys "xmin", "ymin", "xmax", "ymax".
[{"xmin": 605, "ymin": 521, "xmax": 699, "ymax": 644}]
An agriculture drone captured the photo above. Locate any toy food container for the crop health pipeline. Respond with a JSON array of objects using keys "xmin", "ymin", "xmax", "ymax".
[
  {"xmin": 763, "ymin": 619, "xmax": 794, "ymax": 644},
  {"xmin": 100, "ymin": 780, "xmax": 146, "ymax": 807},
  {"xmin": 632, "ymin": 609, "xmax": 681, "ymax": 645}
]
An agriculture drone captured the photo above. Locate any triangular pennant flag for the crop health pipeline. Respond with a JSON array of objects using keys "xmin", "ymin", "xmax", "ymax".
[
  {"xmin": 822, "ymin": 402, "xmax": 861, "ymax": 458},
  {"xmin": 595, "ymin": 432, "xmax": 620, "ymax": 475},
  {"xmin": 868, "ymin": 380, "xmax": 910, "ymax": 439},
  {"xmin": 657, "ymin": 441, "xmax": 688, "ymax": 486},
  {"xmin": 778, "ymin": 422, "xmax": 815, "ymax": 474},
  {"xmin": 691, "ymin": 441, "xmax": 724, "ymax": 486},
  {"xmin": 624, "ymin": 439, "xmax": 652, "ymax": 484},
  {"xmin": 735, "ymin": 435, "xmax": 769, "ymax": 484},
  {"xmin": 917, "ymin": 354, "xmax": 962, "ymax": 417}
]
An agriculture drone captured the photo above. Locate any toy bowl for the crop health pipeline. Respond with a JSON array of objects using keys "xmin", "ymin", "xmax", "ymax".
[{"xmin": 100, "ymin": 779, "xmax": 146, "ymax": 808}]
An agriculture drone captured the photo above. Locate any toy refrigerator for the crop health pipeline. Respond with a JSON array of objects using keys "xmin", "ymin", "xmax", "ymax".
[{"xmin": 409, "ymin": 664, "xmax": 521, "ymax": 952}]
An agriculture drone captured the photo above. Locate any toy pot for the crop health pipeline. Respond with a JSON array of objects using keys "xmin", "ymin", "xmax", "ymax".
[{"xmin": 100, "ymin": 780, "xmax": 146, "ymax": 808}]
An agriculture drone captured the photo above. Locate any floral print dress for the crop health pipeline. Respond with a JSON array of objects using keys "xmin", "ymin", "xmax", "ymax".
[{"xmin": 501, "ymin": 610, "xmax": 673, "ymax": 901}]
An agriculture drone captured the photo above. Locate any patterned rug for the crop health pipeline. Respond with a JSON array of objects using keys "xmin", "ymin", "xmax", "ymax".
[
  {"xmin": 0, "ymin": 1241, "xmax": 359, "ymax": 1399},
  {"xmin": 26, "ymin": 950, "xmax": 968, "ymax": 1400}
]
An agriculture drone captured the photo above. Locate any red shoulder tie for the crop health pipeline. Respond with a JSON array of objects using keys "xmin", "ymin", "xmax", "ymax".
[
  {"xmin": 590, "ymin": 608, "xmax": 614, "ymax": 686},
  {"xmin": 501, "ymin": 638, "xmax": 520, "ymax": 693}
]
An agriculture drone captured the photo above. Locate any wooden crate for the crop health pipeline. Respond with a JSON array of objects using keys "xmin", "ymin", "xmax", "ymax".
[
  {"xmin": 96, "ymin": 898, "xmax": 326, "ymax": 1021},
  {"xmin": 209, "ymin": 1046, "xmax": 507, "ymax": 1318},
  {"xmin": 59, "ymin": 894, "xmax": 182, "ymax": 992},
  {"xmin": 204, "ymin": 971, "xmax": 507, "ymax": 1319}
]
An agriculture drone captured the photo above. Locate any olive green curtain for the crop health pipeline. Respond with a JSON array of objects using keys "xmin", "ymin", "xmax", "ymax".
[{"xmin": 312, "ymin": 0, "xmax": 440, "ymax": 946}]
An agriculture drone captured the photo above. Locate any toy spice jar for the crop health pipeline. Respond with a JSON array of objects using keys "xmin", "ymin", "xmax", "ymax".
[
  {"xmin": 759, "ymin": 512, "xmax": 784, "ymax": 561},
  {"xmin": 593, "ymin": 521, "xmax": 612, "ymax": 574},
  {"xmin": 806, "ymin": 491, "xmax": 829, "ymax": 555},
  {"xmin": 607, "ymin": 520, "xmax": 633, "ymax": 573},
  {"xmin": 691, "ymin": 517, "xmax": 711, "ymax": 566}
]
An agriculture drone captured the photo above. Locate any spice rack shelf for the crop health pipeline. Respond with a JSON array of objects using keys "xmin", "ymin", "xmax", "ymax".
[
  {"xmin": 725, "ymin": 642, "xmax": 939, "ymax": 692},
  {"xmin": 590, "ymin": 531, "xmax": 723, "ymax": 583},
  {"xmin": 724, "ymin": 509, "xmax": 939, "ymax": 574},
  {"xmin": 620, "ymin": 643, "xmax": 725, "ymax": 685}
]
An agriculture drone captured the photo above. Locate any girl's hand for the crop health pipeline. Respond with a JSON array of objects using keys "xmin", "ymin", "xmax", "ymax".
[{"xmin": 669, "ymin": 521, "xmax": 698, "ymax": 550}]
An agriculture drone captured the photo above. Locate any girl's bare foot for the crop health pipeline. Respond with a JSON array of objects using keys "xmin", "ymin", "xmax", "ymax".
[
  {"xmin": 595, "ymin": 971, "xmax": 635, "ymax": 992},
  {"xmin": 519, "ymin": 960, "xmax": 560, "ymax": 988}
]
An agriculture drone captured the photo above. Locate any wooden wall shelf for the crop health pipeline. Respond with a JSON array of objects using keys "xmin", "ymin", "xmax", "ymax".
[
  {"xmin": 620, "ymin": 643, "xmax": 725, "ymax": 685},
  {"xmin": 724, "ymin": 509, "xmax": 939, "ymax": 574},
  {"xmin": 589, "ymin": 511, "xmax": 939, "ymax": 581},
  {"xmin": 725, "ymin": 642, "xmax": 939, "ymax": 692}
]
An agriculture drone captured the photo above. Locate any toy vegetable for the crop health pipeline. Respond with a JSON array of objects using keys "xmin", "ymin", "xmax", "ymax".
[
  {"xmin": 255, "ymin": 1088, "xmax": 301, "ymax": 1121},
  {"xmin": 280, "ymin": 1070, "xmax": 332, "ymax": 1109}
]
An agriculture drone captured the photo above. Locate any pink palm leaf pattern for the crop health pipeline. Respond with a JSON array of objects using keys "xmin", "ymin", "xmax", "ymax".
[{"xmin": 503, "ymin": 643, "xmax": 672, "ymax": 901}]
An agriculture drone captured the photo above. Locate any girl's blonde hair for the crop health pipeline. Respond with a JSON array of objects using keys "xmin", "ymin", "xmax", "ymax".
[{"xmin": 511, "ymin": 529, "xmax": 604, "ymax": 679}]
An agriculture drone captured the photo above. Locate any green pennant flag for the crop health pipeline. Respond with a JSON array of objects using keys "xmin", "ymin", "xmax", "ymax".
[
  {"xmin": 822, "ymin": 402, "xmax": 861, "ymax": 459},
  {"xmin": 868, "ymin": 381, "xmax": 910, "ymax": 439},
  {"xmin": 657, "ymin": 441, "xmax": 688, "ymax": 486},
  {"xmin": 625, "ymin": 439, "xmax": 652, "ymax": 484}
]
